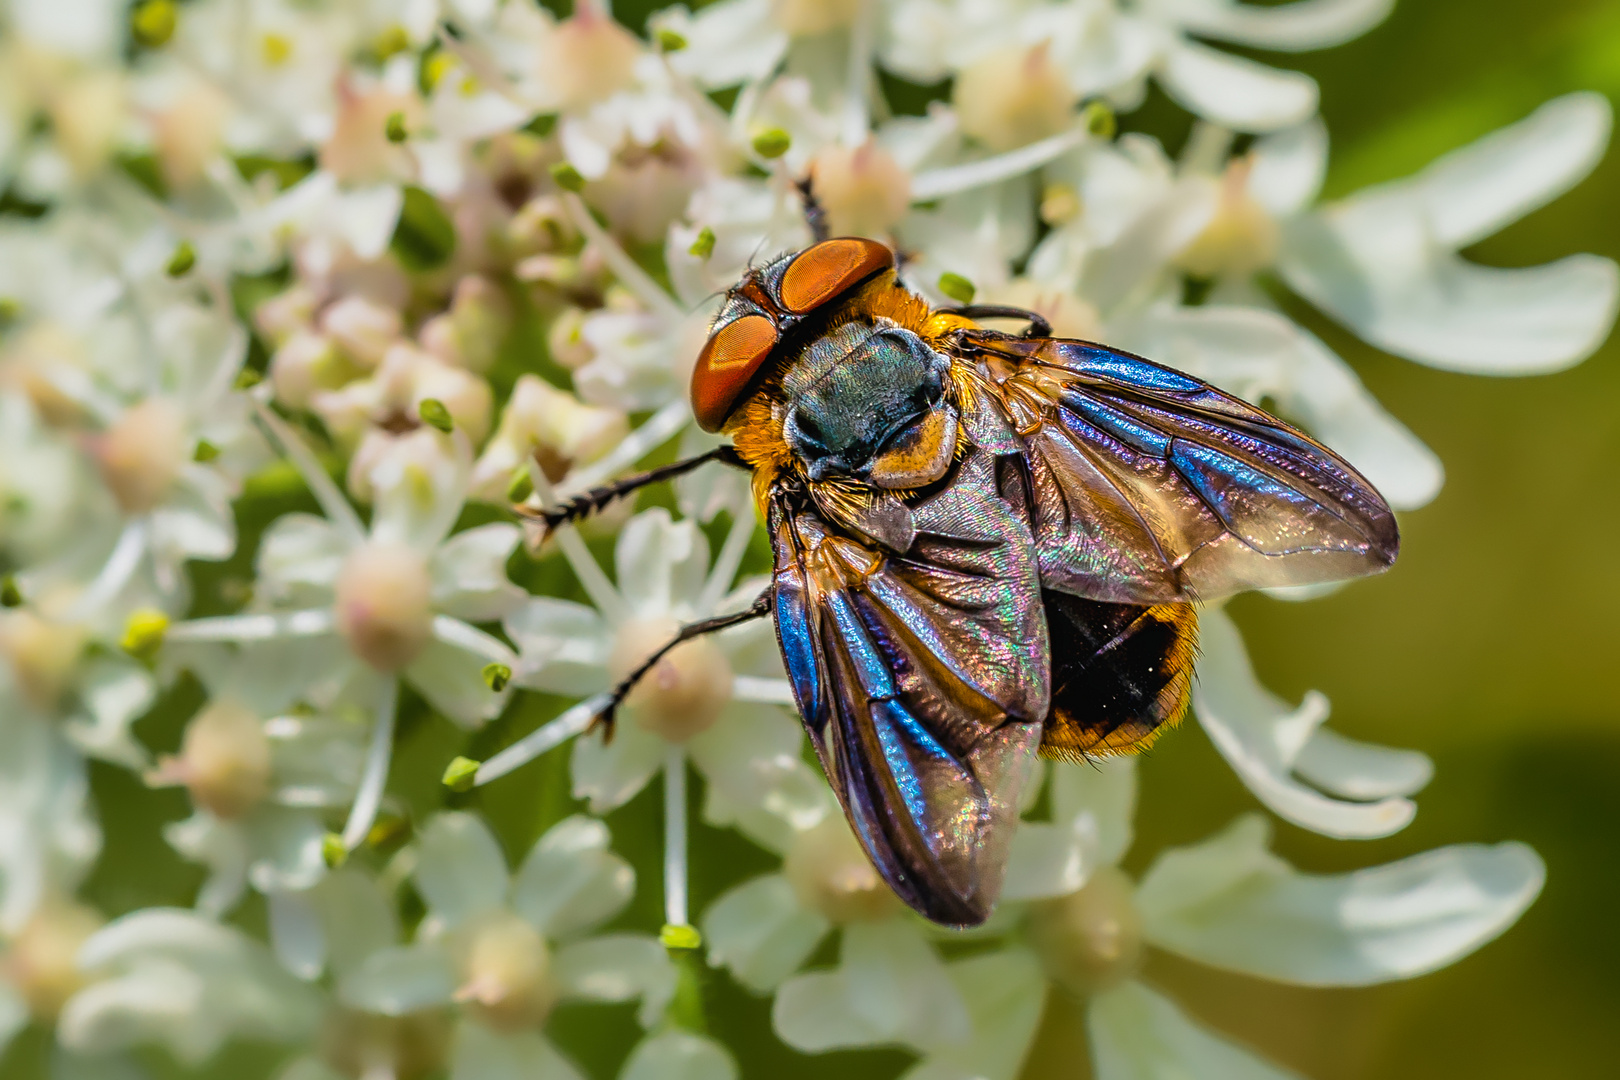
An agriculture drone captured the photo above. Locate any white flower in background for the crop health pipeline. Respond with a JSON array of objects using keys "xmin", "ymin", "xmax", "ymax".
[
  {"xmin": 162, "ymin": 412, "xmax": 521, "ymax": 857},
  {"xmin": 882, "ymin": 0, "xmax": 1394, "ymax": 133},
  {"xmin": 56, "ymin": 906, "xmax": 321, "ymax": 1067},
  {"xmin": 701, "ymin": 784, "xmax": 974, "ymax": 1054},
  {"xmin": 878, "ymin": 757, "xmax": 1542, "ymax": 1079},
  {"xmin": 144, "ymin": 695, "xmax": 367, "ymax": 916},
  {"xmin": 404, "ymin": 811, "xmax": 728, "ymax": 1080},
  {"xmin": 1280, "ymin": 91, "xmax": 1618, "ymax": 374},
  {"xmin": 469, "ymin": 373, "xmax": 629, "ymax": 503}
]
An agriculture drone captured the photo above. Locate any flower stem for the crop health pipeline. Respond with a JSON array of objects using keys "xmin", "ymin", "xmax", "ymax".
[
  {"xmin": 340, "ymin": 676, "xmax": 400, "ymax": 850},
  {"xmin": 664, "ymin": 745, "xmax": 690, "ymax": 929},
  {"xmin": 474, "ymin": 693, "xmax": 606, "ymax": 785}
]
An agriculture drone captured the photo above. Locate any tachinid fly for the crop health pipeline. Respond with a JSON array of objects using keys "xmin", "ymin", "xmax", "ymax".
[{"xmin": 523, "ymin": 228, "xmax": 1397, "ymax": 928}]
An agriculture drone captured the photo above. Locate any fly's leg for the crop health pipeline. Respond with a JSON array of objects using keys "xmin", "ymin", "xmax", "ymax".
[
  {"xmin": 940, "ymin": 304, "xmax": 1053, "ymax": 340},
  {"xmin": 516, "ymin": 445, "xmax": 749, "ymax": 538},
  {"xmin": 593, "ymin": 589, "xmax": 776, "ymax": 740},
  {"xmin": 795, "ymin": 175, "xmax": 831, "ymax": 244}
]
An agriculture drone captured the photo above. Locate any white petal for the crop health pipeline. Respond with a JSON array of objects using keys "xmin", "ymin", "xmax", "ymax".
[
  {"xmin": 66, "ymin": 655, "xmax": 156, "ymax": 768},
  {"xmin": 1281, "ymin": 211, "xmax": 1620, "ymax": 373},
  {"xmin": 902, "ymin": 947, "xmax": 1045, "ymax": 1080},
  {"xmin": 1004, "ymin": 758, "xmax": 1136, "ymax": 902},
  {"xmin": 404, "ymin": 621, "xmax": 513, "ymax": 726},
  {"xmin": 1157, "ymin": 0, "xmax": 1392, "ymax": 51},
  {"xmin": 772, "ymin": 921, "xmax": 969, "ymax": 1053},
  {"xmin": 553, "ymin": 934, "xmax": 676, "ymax": 1028},
  {"xmin": 149, "ymin": 467, "xmax": 236, "ymax": 563},
  {"xmin": 505, "ymin": 597, "xmax": 614, "ymax": 697},
  {"xmin": 367, "ymin": 433, "xmax": 471, "ymax": 552},
  {"xmin": 570, "ymin": 722, "xmax": 667, "ymax": 814},
  {"xmin": 1158, "ymin": 41, "xmax": 1318, "ymax": 133},
  {"xmin": 244, "ymin": 809, "xmax": 328, "ymax": 895},
  {"xmin": 1417, "ymin": 92, "xmax": 1612, "ymax": 249},
  {"xmin": 1292, "ymin": 727, "xmax": 1432, "ymax": 801},
  {"xmin": 452, "ymin": 1024, "xmax": 587, "ymax": 1080},
  {"xmin": 657, "ymin": 0, "xmax": 785, "ymax": 90},
  {"xmin": 511, "ymin": 815, "xmax": 635, "ymax": 940},
  {"xmin": 337, "ymin": 944, "xmax": 458, "ymax": 1014},
  {"xmin": 256, "ymin": 512, "xmax": 348, "ymax": 605},
  {"xmin": 414, "ymin": 812, "xmax": 511, "ymax": 929},
  {"xmin": 431, "ymin": 523, "xmax": 526, "ymax": 623},
  {"xmin": 163, "ymin": 813, "xmax": 248, "ymax": 917},
  {"xmin": 268, "ymin": 888, "xmax": 326, "ymax": 981},
  {"xmin": 615, "ymin": 509, "xmax": 710, "ymax": 618},
  {"xmin": 1136, "ymin": 815, "xmax": 1545, "ymax": 985},
  {"xmin": 686, "ymin": 703, "xmax": 808, "ymax": 815},
  {"xmin": 700, "ymin": 874, "xmax": 830, "ymax": 993},
  {"xmin": 618, "ymin": 1029, "xmax": 738, "ymax": 1080},
  {"xmin": 310, "ymin": 869, "xmax": 399, "ymax": 980},
  {"xmin": 1088, "ymin": 979, "xmax": 1303, "ymax": 1080},
  {"xmin": 1246, "ymin": 119, "xmax": 1327, "ymax": 217},
  {"xmin": 1194, "ymin": 608, "xmax": 1417, "ymax": 839}
]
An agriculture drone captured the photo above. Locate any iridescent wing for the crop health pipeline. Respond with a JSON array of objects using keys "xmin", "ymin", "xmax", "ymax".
[
  {"xmin": 767, "ymin": 452, "xmax": 1048, "ymax": 926},
  {"xmin": 959, "ymin": 334, "xmax": 1399, "ymax": 604}
]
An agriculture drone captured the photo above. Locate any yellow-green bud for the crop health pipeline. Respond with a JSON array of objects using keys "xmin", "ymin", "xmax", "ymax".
[
  {"xmin": 131, "ymin": 0, "xmax": 177, "ymax": 48},
  {"xmin": 549, "ymin": 162, "xmax": 586, "ymax": 193},
  {"xmin": 385, "ymin": 111, "xmax": 409, "ymax": 144},
  {"xmin": 1082, "ymin": 100, "xmax": 1116, "ymax": 140},
  {"xmin": 166, "ymin": 241, "xmax": 196, "ymax": 278},
  {"xmin": 1, "ymin": 576, "xmax": 23, "ymax": 608},
  {"xmin": 482, "ymin": 662, "xmax": 512, "ymax": 693},
  {"xmin": 233, "ymin": 369, "xmax": 263, "ymax": 390},
  {"xmin": 418, "ymin": 398, "xmax": 454, "ymax": 433},
  {"xmin": 120, "ymin": 610, "xmax": 169, "ymax": 661},
  {"xmin": 192, "ymin": 439, "xmax": 220, "ymax": 463},
  {"xmin": 655, "ymin": 28, "xmax": 688, "ymax": 52},
  {"xmin": 321, "ymin": 832, "xmax": 348, "ymax": 868},
  {"xmin": 687, "ymin": 226, "xmax": 716, "ymax": 259},
  {"xmin": 938, "ymin": 272, "xmax": 976, "ymax": 305},
  {"xmin": 506, "ymin": 467, "xmax": 534, "ymax": 504},
  {"xmin": 660, "ymin": 924, "xmax": 702, "ymax": 950},
  {"xmin": 442, "ymin": 755, "xmax": 480, "ymax": 792},
  {"xmin": 751, "ymin": 128, "xmax": 791, "ymax": 159}
]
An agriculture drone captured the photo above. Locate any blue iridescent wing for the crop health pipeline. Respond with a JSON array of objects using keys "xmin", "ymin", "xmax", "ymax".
[
  {"xmin": 960, "ymin": 334, "xmax": 1399, "ymax": 604},
  {"xmin": 768, "ymin": 452, "xmax": 1048, "ymax": 927}
]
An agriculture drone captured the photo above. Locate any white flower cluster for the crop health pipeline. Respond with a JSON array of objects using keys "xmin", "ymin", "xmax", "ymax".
[{"xmin": 0, "ymin": 0, "xmax": 1611, "ymax": 1077}]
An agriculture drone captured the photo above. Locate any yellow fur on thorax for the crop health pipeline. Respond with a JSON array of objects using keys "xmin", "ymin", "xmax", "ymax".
[{"xmin": 724, "ymin": 272, "xmax": 984, "ymax": 521}]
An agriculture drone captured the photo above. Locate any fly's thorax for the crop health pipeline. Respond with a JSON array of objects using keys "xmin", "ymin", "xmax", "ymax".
[{"xmin": 778, "ymin": 320, "xmax": 960, "ymax": 489}]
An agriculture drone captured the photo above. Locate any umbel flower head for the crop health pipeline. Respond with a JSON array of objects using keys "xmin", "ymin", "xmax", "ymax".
[{"xmin": 0, "ymin": 0, "xmax": 1610, "ymax": 1077}]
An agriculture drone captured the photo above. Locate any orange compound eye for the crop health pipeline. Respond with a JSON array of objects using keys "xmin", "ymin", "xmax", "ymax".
[
  {"xmin": 690, "ymin": 313, "xmax": 780, "ymax": 432},
  {"xmin": 778, "ymin": 238, "xmax": 894, "ymax": 315}
]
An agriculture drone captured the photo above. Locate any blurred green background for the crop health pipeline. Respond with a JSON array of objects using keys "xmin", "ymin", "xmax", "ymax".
[{"xmin": 9, "ymin": 0, "xmax": 1620, "ymax": 1078}]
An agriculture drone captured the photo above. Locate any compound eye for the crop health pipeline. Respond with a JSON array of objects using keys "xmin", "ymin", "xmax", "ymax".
[
  {"xmin": 778, "ymin": 238, "xmax": 894, "ymax": 316},
  {"xmin": 690, "ymin": 313, "xmax": 779, "ymax": 432}
]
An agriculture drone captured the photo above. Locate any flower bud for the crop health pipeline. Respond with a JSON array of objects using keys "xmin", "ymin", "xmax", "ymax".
[
  {"xmin": 1025, "ymin": 866, "xmax": 1144, "ymax": 995},
  {"xmin": 91, "ymin": 398, "xmax": 188, "ymax": 516},
  {"xmin": 775, "ymin": 0, "xmax": 862, "ymax": 36},
  {"xmin": 0, "ymin": 610, "xmax": 85, "ymax": 711},
  {"xmin": 783, "ymin": 817, "xmax": 901, "ymax": 924},
  {"xmin": 335, "ymin": 542, "xmax": 435, "ymax": 671},
  {"xmin": 540, "ymin": 4, "xmax": 642, "ymax": 111},
  {"xmin": 320, "ymin": 86, "xmax": 422, "ymax": 187},
  {"xmin": 546, "ymin": 307, "xmax": 595, "ymax": 370},
  {"xmin": 505, "ymin": 195, "xmax": 577, "ymax": 259},
  {"xmin": 51, "ymin": 72, "xmax": 125, "ymax": 178},
  {"xmin": 470, "ymin": 375, "xmax": 626, "ymax": 500},
  {"xmin": 421, "ymin": 276, "xmax": 513, "ymax": 373},
  {"xmin": 271, "ymin": 330, "xmax": 357, "ymax": 409},
  {"xmin": 320, "ymin": 296, "xmax": 403, "ymax": 368},
  {"xmin": 254, "ymin": 285, "xmax": 318, "ymax": 349},
  {"xmin": 1176, "ymin": 157, "xmax": 1280, "ymax": 279},
  {"xmin": 3, "ymin": 901, "xmax": 103, "ymax": 1020},
  {"xmin": 149, "ymin": 698, "xmax": 272, "ymax": 819},
  {"xmin": 609, "ymin": 616, "xmax": 733, "ymax": 742},
  {"xmin": 453, "ymin": 915, "xmax": 557, "ymax": 1033},
  {"xmin": 151, "ymin": 77, "xmax": 229, "ymax": 192},
  {"xmin": 810, "ymin": 140, "xmax": 911, "ymax": 239},
  {"xmin": 954, "ymin": 43, "xmax": 1079, "ymax": 152}
]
